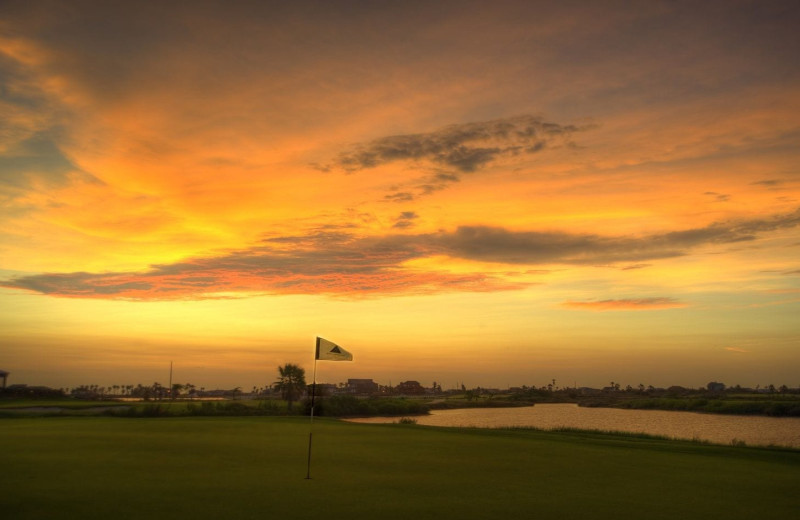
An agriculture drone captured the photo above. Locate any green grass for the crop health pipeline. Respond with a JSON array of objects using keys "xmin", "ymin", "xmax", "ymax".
[
  {"xmin": 0, "ymin": 398, "xmax": 293, "ymax": 416},
  {"xmin": 1, "ymin": 417, "xmax": 798, "ymax": 519}
]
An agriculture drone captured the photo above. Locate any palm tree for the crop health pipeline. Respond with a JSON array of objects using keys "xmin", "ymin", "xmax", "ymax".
[
  {"xmin": 274, "ymin": 363, "xmax": 306, "ymax": 411},
  {"xmin": 171, "ymin": 383, "xmax": 184, "ymax": 400}
]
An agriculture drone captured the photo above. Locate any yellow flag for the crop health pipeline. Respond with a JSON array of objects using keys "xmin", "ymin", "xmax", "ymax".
[{"xmin": 315, "ymin": 337, "xmax": 353, "ymax": 361}]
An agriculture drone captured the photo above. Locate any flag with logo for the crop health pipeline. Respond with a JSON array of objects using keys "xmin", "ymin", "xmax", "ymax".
[{"xmin": 315, "ymin": 337, "xmax": 353, "ymax": 361}]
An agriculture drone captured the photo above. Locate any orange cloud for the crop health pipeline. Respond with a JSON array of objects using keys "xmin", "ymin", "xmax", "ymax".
[
  {"xmin": 4, "ymin": 206, "xmax": 799, "ymax": 301},
  {"xmin": 562, "ymin": 298, "xmax": 686, "ymax": 311},
  {"xmin": 724, "ymin": 347, "xmax": 749, "ymax": 354}
]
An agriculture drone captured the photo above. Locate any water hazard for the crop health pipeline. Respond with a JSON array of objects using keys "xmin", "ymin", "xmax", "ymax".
[{"xmin": 347, "ymin": 403, "xmax": 800, "ymax": 448}]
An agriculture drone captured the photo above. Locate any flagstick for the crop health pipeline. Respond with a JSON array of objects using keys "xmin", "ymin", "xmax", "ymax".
[
  {"xmin": 305, "ymin": 337, "xmax": 351, "ymax": 480},
  {"xmin": 305, "ymin": 352, "xmax": 318, "ymax": 480}
]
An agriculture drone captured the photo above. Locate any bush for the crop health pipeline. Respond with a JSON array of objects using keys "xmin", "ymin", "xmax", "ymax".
[
  {"xmin": 185, "ymin": 401, "xmax": 281, "ymax": 416},
  {"xmin": 311, "ymin": 396, "xmax": 429, "ymax": 417},
  {"xmin": 104, "ymin": 404, "xmax": 175, "ymax": 417}
]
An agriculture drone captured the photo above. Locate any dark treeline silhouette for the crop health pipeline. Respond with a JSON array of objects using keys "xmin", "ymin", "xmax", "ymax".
[{"xmin": 3, "ymin": 373, "xmax": 800, "ymax": 417}]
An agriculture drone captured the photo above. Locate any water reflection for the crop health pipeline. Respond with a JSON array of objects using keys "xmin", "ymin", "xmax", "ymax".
[{"xmin": 347, "ymin": 403, "xmax": 800, "ymax": 447}]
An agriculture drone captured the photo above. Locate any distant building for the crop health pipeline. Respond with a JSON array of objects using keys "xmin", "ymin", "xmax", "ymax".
[
  {"xmin": 707, "ymin": 381, "xmax": 726, "ymax": 392},
  {"xmin": 0, "ymin": 370, "xmax": 8, "ymax": 389},
  {"xmin": 5, "ymin": 384, "xmax": 64, "ymax": 398},
  {"xmin": 347, "ymin": 379, "xmax": 379, "ymax": 395}
]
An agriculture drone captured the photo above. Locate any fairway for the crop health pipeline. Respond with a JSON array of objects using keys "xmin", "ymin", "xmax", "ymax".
[{"xmin": 1, "ymin": 417, "xmax": 798, "ymax": 520}]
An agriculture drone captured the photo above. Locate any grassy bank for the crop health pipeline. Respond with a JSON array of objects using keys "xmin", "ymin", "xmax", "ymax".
[
  {"xmin": 607, "ymin": 397, "xmax": 800, "ymax": 416},
  {"xmin": 1, "ymin": 417, "xmax": 798, "ymax": 519},
  {"xmin": 0, "ymin": 398, "xmax": 290, "ymax": 417},
  {"xmin": 0, "ymin": 396, "xmax": 430, "ymax": 417}
]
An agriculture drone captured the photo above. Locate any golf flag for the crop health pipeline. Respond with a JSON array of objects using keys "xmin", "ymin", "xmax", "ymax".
[
  {"xmin": 315, "ymin": 337, "xmax": 353, "ymax": 361},
  {"xmin": 307, "ymin": 337, "xmax": 352, "ymax": 479}
]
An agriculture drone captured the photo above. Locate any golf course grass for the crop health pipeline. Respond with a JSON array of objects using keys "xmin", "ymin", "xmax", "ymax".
[{"xmin": 1, "ymin": 416, "xmax": 798, "ymax": 519}]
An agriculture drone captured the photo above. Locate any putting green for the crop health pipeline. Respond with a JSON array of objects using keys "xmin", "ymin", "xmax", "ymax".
[{"xmin": 1, "ymin": 417, "xmax": 797, "ymax": 519}]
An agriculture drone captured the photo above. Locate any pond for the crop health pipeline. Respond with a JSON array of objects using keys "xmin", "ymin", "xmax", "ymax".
[{"xmin": 346, "ymin": 403, "xmax": 800, "ymax": 447}]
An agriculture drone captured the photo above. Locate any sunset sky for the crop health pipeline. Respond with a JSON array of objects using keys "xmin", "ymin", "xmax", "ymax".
[{"xmin": 2, "ymin": 0, "xmax": 799, "ymax": 391}]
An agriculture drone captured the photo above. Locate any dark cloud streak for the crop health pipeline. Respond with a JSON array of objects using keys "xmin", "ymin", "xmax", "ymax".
[
  {"xmin": 4, "ymin": 207, "xmax": 799, "ymax": 300},
  {"xmin": 331, "ymin": 115, "xmax": 590, "ymax": 174},
  {"xmin": 392, "ymin": 212, "xmax": 418, "ymax": 229}
]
